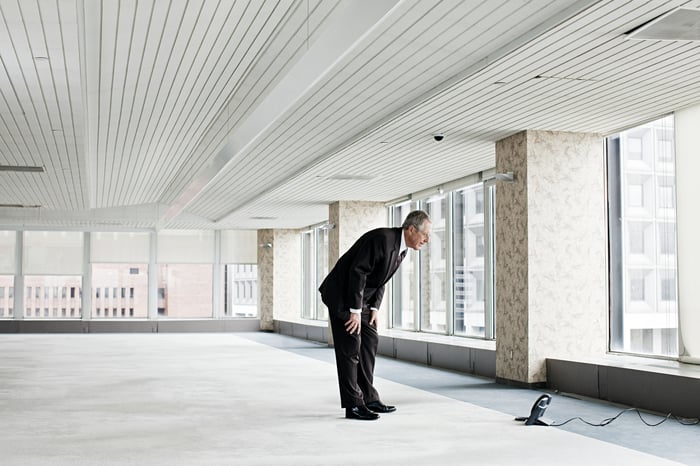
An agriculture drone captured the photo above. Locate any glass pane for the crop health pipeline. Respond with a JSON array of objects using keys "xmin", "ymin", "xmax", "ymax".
[
  {"xmin": 223, "ymin": 264, "xmax": 258, "ymax": 317},
  {"xmin": 609, "ymin": 115, "xmax": 678, "ymax": 356},
  {"xmin": 453, "ymin": 184, "xmax": 487, "ymax": 337},
  {"xmin": 421, "ymin": 195, "xmax": 447, "ymax": 334},
  {"xmin": 157, "ymin": 264, "xmax": 213, "ymax": 318},
  {"xmin": 91, "ymin": 264, "xmax": 148, "ymax": 319},
  {"xmin": 316, "ymin": 228, "xmax": 329, "ymax": 321},
  {"xmin": 24, "ymin": 276, "xmax": 82, "ymax": 319},
  {"xmin": 0, "ymin": 231, "xmax": 16, "ymax": 274},
  {"xmin": 0, "ymin": 275, "xmax": 14, "ymax": 318},
  {"xmin": 301, "ymin": 231, "xmax": 314, "ymax": 319},
  {"xmin": 23, "ymin": 231, "xmax": 83, "ymax": 275},
  {"xmin": 391, "ymin": 202, "xmax": 417, "ymax": 330}
]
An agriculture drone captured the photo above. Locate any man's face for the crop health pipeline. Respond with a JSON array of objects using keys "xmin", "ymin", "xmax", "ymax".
[{"xmin": 406, "ymin": 221, "xmax": 431, "ymax": 250}]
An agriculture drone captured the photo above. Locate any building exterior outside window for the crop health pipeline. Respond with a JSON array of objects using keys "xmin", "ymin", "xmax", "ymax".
[
  {"xmin": 608, "ymin": 115, "xmax": 678, "ymax": 356},
  {"xmin": 389, "ymin": 179, "xmax": 495, "ymax": 339},
  {"xmin": 92, "ymin": 264, "xmax": 147, "ymax": 318},
  {"xmin": 23, "ymin": 276, "xmax": 82, "ymax": 319},
  {"xmin": 0, "ymin": 277, "xmax": 14, "ymax": 318},
  {"xmin": 157, "ymin": 264, "xmax": 213, "ymax": 318},
  {"xmin": 223, "ymin": 264, "xmax": 258, "ymax": 317}
]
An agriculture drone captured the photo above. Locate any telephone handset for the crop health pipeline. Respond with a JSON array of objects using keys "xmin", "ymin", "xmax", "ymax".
[{"xmin": 514, "ymin": 394, "xmax": 552, "ymax": 426}]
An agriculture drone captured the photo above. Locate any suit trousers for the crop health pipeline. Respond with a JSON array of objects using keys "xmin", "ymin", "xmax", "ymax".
[{"xmin": 328, "ymin": 307, "xmax": 380, "ymax": 408}]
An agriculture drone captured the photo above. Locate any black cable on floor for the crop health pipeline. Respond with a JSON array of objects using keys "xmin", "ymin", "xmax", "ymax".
[{"xmin": 550, "ymin": 408, "xmax": 700, "ymax": 427}]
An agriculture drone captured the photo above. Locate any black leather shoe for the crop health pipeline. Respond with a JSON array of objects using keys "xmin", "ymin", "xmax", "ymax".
[
  {"xmin": 345, "ymin": 405, "xmax": 380, "ymax": 420},
  {"xmin": 366, "ymin": 400, "xmax": 396, "ymax": 413}
]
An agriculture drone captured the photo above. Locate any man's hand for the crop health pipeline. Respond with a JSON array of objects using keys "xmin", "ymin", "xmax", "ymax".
[
  {"xmin": 369, "ymin": 309, "xmax": 378, "ymax": 328},
  {"xmin": 345, "ymin": 312, "xmax": 361, "ymax": 334}
]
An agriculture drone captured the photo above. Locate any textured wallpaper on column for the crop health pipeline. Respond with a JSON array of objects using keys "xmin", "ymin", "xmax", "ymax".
[
  {"xmin": 337, "ymin": 201, "xmax": 386, "ymax": 254},
  {"xmin": 273, "ymin": 229, "xmax": 302, "ymax": 324},
  {"xmin": 526, "ymin": 130, "xmax": 606, "ymax": 382},
  {"xmin": 327, "ymin": 201, "xmax": 386, "ymax": 316},
  {"xmin": 495, "ymin": 131, "xmax": 530, "ymax": 382},
  {"xmin": 257, "ymin": 229, "xmax": 274, "ymax": 330},
  {"xmin": 257, "ymin": 228, "xmax": 302, "ymax": 329}
]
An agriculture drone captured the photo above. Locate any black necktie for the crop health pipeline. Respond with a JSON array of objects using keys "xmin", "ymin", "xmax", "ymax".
[{"xmin": 396, "ymin": 250, "xmax": 406, "ymax": 268}]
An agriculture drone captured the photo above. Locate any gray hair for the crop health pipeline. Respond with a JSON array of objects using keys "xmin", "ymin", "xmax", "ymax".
[{"xmin": 401, "ymin": 210, "xmax": 431, "ymax": 231}]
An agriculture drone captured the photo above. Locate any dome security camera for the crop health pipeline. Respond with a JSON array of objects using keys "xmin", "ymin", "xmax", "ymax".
[{"xmin": 433, "ymin": 133, "xmax": 444, "ymax": 142}]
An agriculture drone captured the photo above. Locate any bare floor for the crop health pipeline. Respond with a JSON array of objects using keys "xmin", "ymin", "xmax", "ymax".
[{"xmin": 0, "ymin": 333, "xmax": 695, "ymax": 465}]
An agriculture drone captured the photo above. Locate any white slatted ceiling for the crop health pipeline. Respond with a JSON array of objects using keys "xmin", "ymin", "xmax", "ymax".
[
  {"xmin": 158, "ymin": 0, "xmax": 341, "ymax": 205},
  {"xmin": 186, "ymin": 0, "xmax": 571, "ymax": 222},
  {"xmin": 203, "ymin": 0, "xmax": 700, "ymax": 229},
  {"xmin": 86, "ymin": 0, "xmax": 305, "ymax": 209},
  {"xmin": 3, "ymin": 0, "xmax": 700, "ymax": 230},
  {"xmin": 0, "ymin": 0, "xmax": 85, "ymax": 210}
]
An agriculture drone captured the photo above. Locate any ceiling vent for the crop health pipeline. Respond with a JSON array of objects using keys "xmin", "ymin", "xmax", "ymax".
[
  {"xmin": 627, "ymin": 8, "xmax": 700, "ymax": 41},
  {"xmin": 0, "ymin": 165, "xmax": 45, "ymax": 172}
]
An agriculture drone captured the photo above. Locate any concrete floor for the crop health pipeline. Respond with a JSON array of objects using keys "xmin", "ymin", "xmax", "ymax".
[{"xmin": 0, "ymin": 332, "xmax": 695, "ymax": 465}]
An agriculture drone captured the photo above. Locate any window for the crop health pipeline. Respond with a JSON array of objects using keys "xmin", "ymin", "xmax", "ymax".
[
  {"xmin": 157, "ymin": 264, "xmax": 213, "ymax": 318},
  {"xmin": 0, "ymin": 276, "xmax": 13, "ymax": 319},
  {"xmin": 91, "ymin": 264, "xmax": 148, "ymax": 319},
  {"xmin": 661, "ymin": 276, "xmax": 676, "ymax": 301},
  {"xmin": 608, "ymin": 115, "xmax": 678, "ymax": 357},
  {"xmin": 628, "ymin": 184, "xmax": 643, "ymax": 207},
  {"xmin": 391, "ymin": 201, "xmax": 418, "ymax": 330},
  {"xmin": 300, "ymin": 224, "xmax": 330, "ymax": 321},
  {"xmin": 630, "ymin": 277, "xmax": 645, "ymax": 301},
  {"xmin": 452, "ymin": 183, "xmax": 494, "ymax": 338},
  {"xmin": 222, "ymin": 264, "xmax": 258, "ymax": 317},
  {"xmin": 24, "ymin": 276, "xmax": 82, "ymax": 319},
  {"xmin": 421, "ymin": 194, "xmax": 448, "ymax": 333},
  {"xmin": 627, "ymin": 223, "xmax": 646, "ymax": 255},
  {"xmin": 659, "ymin": 225, "xmax": 675, "ymax": 255},
  {"xmin": 389, "ymin": 178, "xmax": 495, "ymax": 339}
]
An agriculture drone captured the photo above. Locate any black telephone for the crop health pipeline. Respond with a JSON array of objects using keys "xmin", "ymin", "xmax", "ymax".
[{"xmin": 514, "ymin": 394, "xmax": 552, "ymax": 426}]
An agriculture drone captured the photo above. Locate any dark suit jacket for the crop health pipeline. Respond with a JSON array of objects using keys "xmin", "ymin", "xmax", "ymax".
[{"xmin": 319, "ymin": 227, "xmax": 403, "ymax": 321}]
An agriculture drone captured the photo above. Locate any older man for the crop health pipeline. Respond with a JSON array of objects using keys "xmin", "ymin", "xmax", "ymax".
[{"xmin": 319, "ymin": 210, "xmax": 431, "ymax": 420}]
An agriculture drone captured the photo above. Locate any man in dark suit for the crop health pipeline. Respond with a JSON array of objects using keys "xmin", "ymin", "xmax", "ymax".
[{"xmin": 319, "ymin": 210, "xmax": 431, "ymax": 420}]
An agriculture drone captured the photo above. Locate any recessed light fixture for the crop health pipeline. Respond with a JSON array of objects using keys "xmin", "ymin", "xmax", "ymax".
[
  {"xmin": 0, "ymin": 165, "xmax": 45, "ymax": 172},
  {"xmin": 0, "ymin": 204, "xmax": 41, "ymax": 208},
  {"xmin": 327, "ymin": 174, "xmax": 374, "ymax": 181},
  {"xmin": 533, "ymin": 74, "xmax": 596, "ymax": 82},
  {"xmin": 627, "ymin": 8, "xmax": 700, "ymax": 41}
]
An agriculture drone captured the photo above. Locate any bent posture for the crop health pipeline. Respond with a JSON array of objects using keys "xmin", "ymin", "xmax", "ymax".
[{"xmin": 319, "ymin": 210, "xmax": 431, "ymax": 420}]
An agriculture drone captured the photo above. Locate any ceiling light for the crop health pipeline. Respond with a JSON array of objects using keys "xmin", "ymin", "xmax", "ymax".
[
  {"xmin": 0, "ymin": 165, "xmax": 45, "ymax": 172},
  {"xmin": 627, "ymin": 8, "xmax": 700, "ymax": 41},
  {"xmin": 0, "ymin": 204, "xmax": 41, "ymax": 208},
  {"xmin": 327, "ymin": 174, "xmax": 374, "ymax": 181}
]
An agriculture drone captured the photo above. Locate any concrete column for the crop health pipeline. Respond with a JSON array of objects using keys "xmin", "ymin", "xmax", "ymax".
[
  {"xmin": 257, "ymin": 229, "xmax": 301, "ymax": 331},
  {"xmin": 326, "ymin": 201, "xmax": 386, "ymax": 343},
  {"xmin": 495, "ymin": 130, "xmax": 607, "ymax": 384}
]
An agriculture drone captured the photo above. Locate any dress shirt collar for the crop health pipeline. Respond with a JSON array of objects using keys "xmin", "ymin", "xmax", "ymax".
[{"xmin": 399, "ymin": 229, "xmax": 407, "ymax": 255}]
